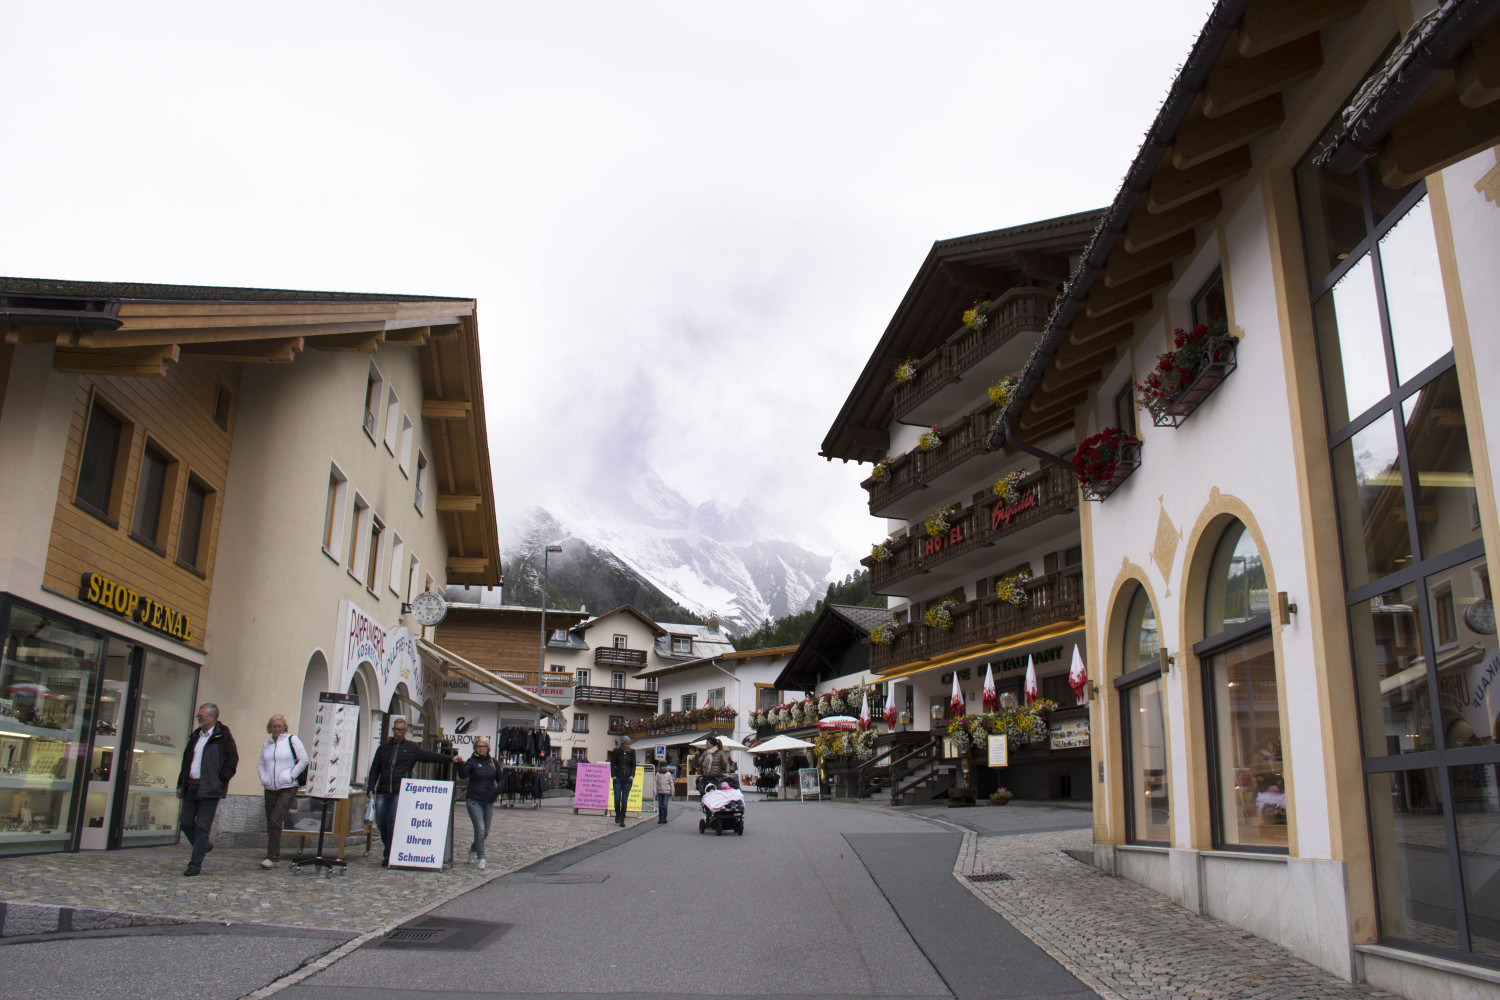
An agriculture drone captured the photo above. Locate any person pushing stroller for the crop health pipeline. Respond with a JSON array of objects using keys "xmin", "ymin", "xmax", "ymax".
[{"xmin": 694, "ymin": 735, "xmax": 731, "ymax": 794}]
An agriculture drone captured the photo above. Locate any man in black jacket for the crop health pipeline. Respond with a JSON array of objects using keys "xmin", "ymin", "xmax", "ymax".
[
  {"xmin": 608, "ymin": 736, "xmax": 637, "ymax": 826},
  {"xmin": 176, "ymin": 703, "xmax": 238, "ymax": 877},
  {"xmin": 365, "ymin": 716, "xmax": 460, "ymax": 866}
]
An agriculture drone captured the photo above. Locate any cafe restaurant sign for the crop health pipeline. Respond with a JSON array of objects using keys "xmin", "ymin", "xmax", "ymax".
[{"xmin": 79, "ymin": 572, "xmax": 193, "ymax": 643}]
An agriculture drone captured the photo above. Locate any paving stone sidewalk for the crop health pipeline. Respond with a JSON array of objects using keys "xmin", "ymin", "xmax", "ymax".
[
  {"xmin": 0, "ymin": 800, "xmax": 644, "ymax": 936},
  {"xmin": 961, "ymin": 826, "xmax": 1398, "ymax": 1000}
]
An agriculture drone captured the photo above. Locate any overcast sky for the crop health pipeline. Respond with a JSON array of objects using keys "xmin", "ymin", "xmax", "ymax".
[{"xmin": 3, "ymin": 1, "xmax": 1212, "ymax": 562}]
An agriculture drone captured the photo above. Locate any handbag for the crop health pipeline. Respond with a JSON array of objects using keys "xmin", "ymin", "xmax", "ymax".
[{"xmin": 364, "ymin": 799, "xmax": 375, "ymax": 824}]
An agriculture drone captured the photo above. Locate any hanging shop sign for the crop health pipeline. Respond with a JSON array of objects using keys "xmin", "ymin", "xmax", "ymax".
[
  {"xmin": 1048, "ymin": 718, "xmax": 1090, "ymax": 750},
  {"xmin": 334, "ymin": 600, "xmax": 432, "ymax": 711},
  {"xmin": 388, "ymin": 777, "xmax": 454, "ymax": 869},
  {"xmin": 78, "ymin": 572, "xmax": 194, "ymax": 643}
]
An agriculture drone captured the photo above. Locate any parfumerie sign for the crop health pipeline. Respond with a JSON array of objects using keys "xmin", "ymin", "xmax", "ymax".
[
  {"xmin": 389, "ymin": 778, "xmax": 453, "ymax": 869},
  {"xmin": 79, "ymin": 572, "xmax": 193, "ymax": 642}
]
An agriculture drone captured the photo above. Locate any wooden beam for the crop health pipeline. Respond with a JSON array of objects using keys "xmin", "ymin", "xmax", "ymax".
[
  {"xmin": 436, "ymin": 494, "xmax": 483, "ymax": 512},
  {"xmin": 3, "ymin": 329, "xmax": 63, "ymax": 345},
  {"xmin": 1457, "ymin": 20, "xmax": 1500, "ymax": 109},
  {"xmin": 422, "ymin": 399, "xmax": 473, "ymax": 420},
  {"xmin": 1104, "ymin": 231, "xmax": 1196, "ymax": 287},
  {"xmin": 1172, "ymin": 94, "xmax": 1284, "ymax": 170},
  {"xmin": 1042, "ymin": 358, "xmax": 1115, "ymax": 395},
  {"xmin": 1085, "ymin": 266, "xmax": 1174, "ymax": 318},
  {"xmin": 1205, "ymin": 33, "xmax": 1322, "ymax": 118},
  {"xmin": 82, "ymin": 321, "xmax": 384, "ymax": 350},
  {"xmin": 1147, "ymin": 146, "xmax": 1253, "ymax": 213},
  {"xmin": 384, "ymin": 326, "xmax": 430, "ymax": 346},
  {"xmin": 309, "ymin": 330, "xmax": 385, "ymax": 352},
  {"xmin": 446, "ymin": 557, "xmax": 489, "ymax": 574},
  {"xmin": 1015, "ymin": 407, "xmax": 1078, "ymax": 440},
  {"xmin": 54, "ymin": 345, "xmax": 179, "ymax": 378},
  {"xmin": 428, "ymin": 323, "xmax": 462, "ymax": 340},
  {"xmin": 1015, "ymin": 252, "xmax": 1072, "ymax": 285},
  {"xmin": 177, "ymin": 337, "xmax": 303, "ymax": 363},
  {"xmin": 1124, "ymin": 192, "xmax": 1222, "ymax": 254},
  {"xmin": 1023, "ymin": 388, "xmax": 1089, "ymax": 421},
  {"xmin": 1052, "ymin": 337, "xmax": 1119, "ymax": 374},
  {"xmin": 1068, "ymin": 296, "xmax": 1152, "ymax": 345},
  {"xmin": 1237, "ymin": 0, "xmax": 1365, "ymax": 58},
  {"xmin": 1378, "ymin": 91, "xmax": 1500, "ymax": 188}
]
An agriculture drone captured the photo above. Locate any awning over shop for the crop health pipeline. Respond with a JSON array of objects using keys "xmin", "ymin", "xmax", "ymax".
[
  {"xmin": 416, "ymin": 638, "xmax": 564, "ymax": 719},
  {"xmin": 876, "ymin": 625, "xmax": 1086, "ymax": 682},
  {"xmin": 633, "ymin": 729, "xmax": 719, "ymax": 749}
]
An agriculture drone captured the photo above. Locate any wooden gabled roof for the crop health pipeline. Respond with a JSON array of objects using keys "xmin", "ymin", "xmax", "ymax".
[{"xmin": 0, "ymin": 276, "xmax": 503, "ymax": 588}]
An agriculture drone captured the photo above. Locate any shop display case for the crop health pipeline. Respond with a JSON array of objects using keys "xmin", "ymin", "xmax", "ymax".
[{"xmin": 119, "ymin": 652, "xmax": 197, "ymax": 845}]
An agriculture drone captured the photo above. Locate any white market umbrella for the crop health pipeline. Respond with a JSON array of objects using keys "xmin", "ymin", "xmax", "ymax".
[
  {"xmin": 752, "ymin": 734, "xmax": 814, "ymax": 753},
  {"xmin": 689, "ymin": 735, "xmax": 749, "ymax": 751}
]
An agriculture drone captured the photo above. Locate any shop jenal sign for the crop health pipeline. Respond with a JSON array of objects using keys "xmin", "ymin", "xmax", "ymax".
[
  {"xmin": 78, "ymin": 572, "xmax": 194, "ymax": 643},
  {"xmin": 334, "ymin": 600, "xmax": 430, "ymax": 711}
]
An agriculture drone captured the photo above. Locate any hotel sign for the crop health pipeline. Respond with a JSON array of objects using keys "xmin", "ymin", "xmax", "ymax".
[{"xmin": 79, "ymin": 572, "xmax": 193, "ymax": 643}]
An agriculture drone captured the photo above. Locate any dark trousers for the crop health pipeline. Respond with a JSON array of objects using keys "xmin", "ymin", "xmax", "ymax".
[
  {"xmin": 178, "ymin": 791, "xmax": 220, "ymax": 869},
  {"xmin": 262, "ymin": 787, "xmax": 297, "ymax": 861},
  {"xmin": 375, "ymin": 792, "xmax": 400, "ymax": 860},
  {"xmin": 656, "ymin": 792, "xmax": 670, "ymax": 820},
  {"xmin": 613, "ymin": 780, "xmax": 632, "ymax": 822}
]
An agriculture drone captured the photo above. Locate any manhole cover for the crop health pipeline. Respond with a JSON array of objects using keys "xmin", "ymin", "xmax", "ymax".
[
  {"xmin": 371, "ymin": 917, "xmax": 508, "ymax": 950},
  {"xmin": 967, "ymin": 872, "xmax": 1015, "ymax": 882},
  {"xmin": 532, "ymin": 872, "xmax": 610, "ymax": 884}
]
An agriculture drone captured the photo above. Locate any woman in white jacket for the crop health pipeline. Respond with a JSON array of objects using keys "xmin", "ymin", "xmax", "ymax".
[{"xmin": 257, "ymin": 714, "xmax": 308, "ymax": 869}]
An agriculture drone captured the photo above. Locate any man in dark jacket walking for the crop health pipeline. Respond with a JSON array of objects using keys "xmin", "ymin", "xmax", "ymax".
[
  {"xmin": 176, "ymin": 703, "xmax": 238, "ymax": 877},
  {"xmin": 609, "ymin": 736, "xmax": 637, "ymax": 826},
  {"xmin": 365, "ymin": 716, "xmax": 460, "ymax": 866}
]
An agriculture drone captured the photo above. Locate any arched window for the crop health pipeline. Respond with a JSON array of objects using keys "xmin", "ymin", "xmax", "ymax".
[
  {"xmin": 1117, "ymin": 586, "xmax": 1168, "ymax": 844},
  {"xmin": 1196, "ymin": 520, "xmax": 1284, "ymax": 852}
]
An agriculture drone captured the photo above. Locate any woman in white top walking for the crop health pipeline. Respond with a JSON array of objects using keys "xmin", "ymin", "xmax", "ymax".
[{"xmin": 256, "ymin": 714, "xmax": 308, "ymax": 869}]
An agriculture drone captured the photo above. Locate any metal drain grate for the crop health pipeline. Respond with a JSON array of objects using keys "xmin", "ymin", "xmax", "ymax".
[
  {"xmin": 532, "ymin": 872, "xmax": 610, "ymax": 884},
  {"xmin": 371, "ymin": 917, "xmax": 508, "ymax": 951},
  {"xmin": 967, "ymin": 872, "xmax": 1015, "ymax": 882},
  {"xmin": 385, "ymin": 929, "xmax": 441, "ymax": 943}
]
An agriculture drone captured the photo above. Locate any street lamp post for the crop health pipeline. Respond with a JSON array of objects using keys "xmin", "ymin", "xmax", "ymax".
[{"xmin": 538, "ymin": 544, "xmax": 563, "ymax": 737}]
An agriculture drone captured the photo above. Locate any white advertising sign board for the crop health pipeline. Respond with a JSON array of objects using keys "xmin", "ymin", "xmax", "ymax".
[
  {"xmin": 389, "ymin": 778, "xmax": 454, "ymax": 869},
  {"xmin": 987, "ymin": 734, "xmax": 1009, "ymax": 768},
  {"xmin": 307, "ymin": 692, "xmax": 359, "ymax": 799},
  {"xmin": 798, "ymin": 767, "xmax": 820, "ymax": 801}
]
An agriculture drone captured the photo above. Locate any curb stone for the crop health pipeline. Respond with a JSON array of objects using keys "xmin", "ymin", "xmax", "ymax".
[{"xmin": 0, "ymin": 900, "xmax": 189, "ymax": 938}]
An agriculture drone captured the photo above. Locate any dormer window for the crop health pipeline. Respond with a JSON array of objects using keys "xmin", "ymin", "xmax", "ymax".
[{"xmin": 672, "ymin": 636, "xmax": 692, "ymax": 654}]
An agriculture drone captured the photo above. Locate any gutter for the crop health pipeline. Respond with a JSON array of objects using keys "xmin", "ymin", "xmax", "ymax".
[
  {"xmin": 985, "ymin": 0, "xmax": 1250, "ymax": 456},
  {"xmin": 1318, "ymin": 0, "xmax": 1500, "ymax": 174},
  {"xmin": 0, "ymin": 306, "xmax": 123, "ymax": 332}
]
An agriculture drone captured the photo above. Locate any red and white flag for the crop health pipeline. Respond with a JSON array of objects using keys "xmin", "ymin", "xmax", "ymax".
[
  {"xmin": 950, "ymin": 671, "xmax": 966, "ymax": 717},
  {"xmin": 859, "ymin": 689, "xmax": 872, "ymax": 731},
  {"xmin": 982, "ymin": 662, "xmax": 998, "ymax": 713},
  {"xmin": 883, "ymin": 684, "xmax": 899, "ymax": 728},
  {"xmin": 1067, "ymin": 646, "xmax": 1089, "ymax": 706},
  {"xmin": 1023, "ymin": 655, "xmax": 1040, "ymax": 706}
]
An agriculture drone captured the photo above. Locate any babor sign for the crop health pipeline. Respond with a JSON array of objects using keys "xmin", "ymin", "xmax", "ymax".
[{"xmin": 389, "ymin": 778, "xmax": 453, "ymax": 869}]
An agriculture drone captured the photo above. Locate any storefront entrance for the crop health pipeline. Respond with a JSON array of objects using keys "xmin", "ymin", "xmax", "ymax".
[{"xmin": 0, "ymin": 597, "xmax": 198, "ymax": 855}]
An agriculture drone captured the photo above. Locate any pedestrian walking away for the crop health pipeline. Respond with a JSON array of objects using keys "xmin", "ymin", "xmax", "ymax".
[
  {"xmin": 256, "ymin": 713, "xmax": 308, "ymax": 869},
  {"xmin": 654, "ymin": 763, "xmax": 674, "ymax": 823},
  {"xmin": 365, "ymin": 715, "xmax": 461, "ymax": 866},
  {"xmin": 609, "ymin": 736, "xmax": 636, "ymax": 826},
  {"xmin": 455, "ymin": 737, "xmax": 499, "ymax": 869},
  {"xmin": 176, "ymin": 703, "xmax": 238, "ymax": 877}
]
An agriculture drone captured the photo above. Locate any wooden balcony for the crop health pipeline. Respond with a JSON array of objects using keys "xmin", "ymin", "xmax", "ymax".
[
  {"xmin": 865, "ymin": 400, "xmax": 1000, "ymax": 520},
  {"xmin": 492, "ymin": 669, "xmax": 573, "ymax": 687},
  {"xmin": 574, "ymin": 685, "xmax": 659, "ymax": 707},
  {"xmin": 868, "ymin": 568, "xmax": 1085, "ymax": 675},
  {"xmin": 627, "ymin": 717, "xmax": 733, "ymax": 738},
  {"xmin": 864, "ymin": 466, "xmax": 1079, "ymax": 596},
  {"xmin": 891, "ymin": 288, "xmax": 1054, "ymax": 426},
  {"xmin": 594, "ymin": 647, "xmax": 648, "ymax": 666}
]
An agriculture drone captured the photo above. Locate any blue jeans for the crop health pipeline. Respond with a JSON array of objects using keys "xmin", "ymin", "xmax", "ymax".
[
  {"xmin": 656, "ymin": 792, "xmax": 669, "ymax": 820},
  {"xmin": 465, "ymin": 798, "xmax": 494, "ymax": 860},
  {"xmin": 375, "ymin": 792, "xmax": 400, "ymax": 861},
  {"xmin": 178, "ymin": 791, "xmax": 219, "ymax": 869},
  {"xmin": 613, "ymin": 780, "xmax": 632, "ymax": 822}
]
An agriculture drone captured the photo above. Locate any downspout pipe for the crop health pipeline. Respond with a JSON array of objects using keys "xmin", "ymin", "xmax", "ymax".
[
  {"xmin": 985, "ymin": 0, "xmax": 1249, "ymax": 457},
  {"xmin": 1319, "ymin": 0, "xmax": 1500, "ymax": 175}
]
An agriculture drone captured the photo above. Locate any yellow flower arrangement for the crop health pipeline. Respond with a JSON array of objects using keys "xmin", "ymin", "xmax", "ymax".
[
  {"xmin": 894, "ymin": 358, "xmax": 919, "ymax": 384},
  {"xmin": 962, "ymin": 300, "xmax": 992, "ymax": 330},
  {"xmin": 994, "ymin": 569, "xmax": 1032, "ymax": 606},
  {"xmin": 987, "ymin": 372, "xmax": 1020, "ymax": 409},
  {"xmin": 918, "ymin": 425, "xmax": 943, "ymax": 451},
  {"xmin": 991, "ymin": 470, "xmax": 1028, "ymax": 504},
  {"xmin": 924, "ymin": 504, "xmax": 958, "ymax": 538},
  {"xmin": 869, "ymin": 540, "xmax": 893, "ymax": 563},
  {"xmin": 869, "ymin": 621, "xmax": 897, "ymax": 645},
  {"xmin": 923, "ymin": 598, "xmax": 959, "ymax": 630},
  {"xmin": 870, "ymin": 458, "xmax": 890, "ymax": 483}
]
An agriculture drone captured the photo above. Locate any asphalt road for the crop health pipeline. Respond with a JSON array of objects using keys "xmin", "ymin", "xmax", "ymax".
[{"xmin": 0, "ymin": 802, "xmax": 1095, "ymax": 1000}]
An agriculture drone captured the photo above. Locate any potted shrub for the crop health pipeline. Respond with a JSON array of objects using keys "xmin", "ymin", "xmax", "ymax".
[
  {"xmin": 1135, "ymin": 320, "xmax": 1239, "ymax": 427},
  {"xmin": 1074, "ymin": 427, "xmax": 1142, "ymax": 501},
  {"xmin": 990, "ymin": 787, "xmax": 1013, "ymax": 806}
]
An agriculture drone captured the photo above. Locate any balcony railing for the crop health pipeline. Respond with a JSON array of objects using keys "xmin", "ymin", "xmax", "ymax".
[
  {"xmin": 865, "ymin": 399, "xmax": 999, "ymax": 517},
  {"xmin": 573, "ymin": 685, "xmax": 659, "ymax": 707},
  {"xmin": 864, "ymin": 466, "xmax": 1079, "ymax": 594},
  {"xmin": 868, "ymin": 568, "xmax": 1085, "ymax": 674},
  {"xmin": 492, "ymin": 670, "xmax": 573, "ymax": 688},
  {"xmin": 594, "ymin": 647, "xmax": 648, "ymax": 666},
  {"xmin": 626, "ymin": 717, "xmax": 733, "ymax": 738},
  {"xmin": 891, "ymin": 288, "xmax": 1054, "ymax": 423}
]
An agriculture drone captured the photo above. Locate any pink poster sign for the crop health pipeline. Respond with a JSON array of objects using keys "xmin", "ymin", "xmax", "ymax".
[{"xmin": 572, "ymin": 762, "xmax": 611, "ymax": 811}]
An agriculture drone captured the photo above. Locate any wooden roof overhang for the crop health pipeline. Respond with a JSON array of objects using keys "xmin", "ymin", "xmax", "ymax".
[
  {"xmin": 989, "ymin": 0, "xmax": 1500, "ymax": 455},
  {"xmin": 819, "ymin": 210, "xmax": 1103, "ymax": 466},
  {"xmin": 773, "ymin": 605, "xmax": 870, "ymax": 693},
  {"xmin": 0, "ymin": 277, "xmax": 503, "ymax": 588}
]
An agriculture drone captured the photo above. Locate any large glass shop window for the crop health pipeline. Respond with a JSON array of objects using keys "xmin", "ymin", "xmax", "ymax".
[
  {"xmin": 0, "ymin": 605, "xmax": 103, "ymax": 854},
  {"xmin": 1120, "ymin": 587, "xmax": 1169, "ymax": 844},
  {"xmin": 120, "ymin": 651, "xmax": 198, "ymax": 844},
  {"xmin": 1299, "ymin": 102, "xmax": 1497, "ymax": 962},
  {"xmin": 1200, "ymin": 522, "xmax": 1286, "ymax": 851}
]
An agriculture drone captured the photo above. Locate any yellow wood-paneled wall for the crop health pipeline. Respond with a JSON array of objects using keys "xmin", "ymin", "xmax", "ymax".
[
  {"xmin": 434, "ymin": 610, "xmax": 588, "ymax": 674},
  {"xmin": 43, "ymin": 362, "xmax": 241, "ymax": 650}
]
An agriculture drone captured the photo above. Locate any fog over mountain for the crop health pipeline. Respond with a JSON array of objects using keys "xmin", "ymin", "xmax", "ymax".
[{"xmin": 499, "ymin": 465, "xmax": 861, "ymax": 635}]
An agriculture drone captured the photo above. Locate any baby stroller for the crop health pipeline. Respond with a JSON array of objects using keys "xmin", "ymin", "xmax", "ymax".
[{"xmin": 699, "ymin": 781, "xmax": 745, "ymax": 836}]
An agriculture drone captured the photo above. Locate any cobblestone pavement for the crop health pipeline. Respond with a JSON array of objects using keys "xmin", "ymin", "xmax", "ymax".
[
  {"xmin": 960, "ymin": 825, "xmax": 1399, "ymax": 1000},
  {"xmin": 0, "ymin": 799, "xmax": 643, "ymax": 934}
]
